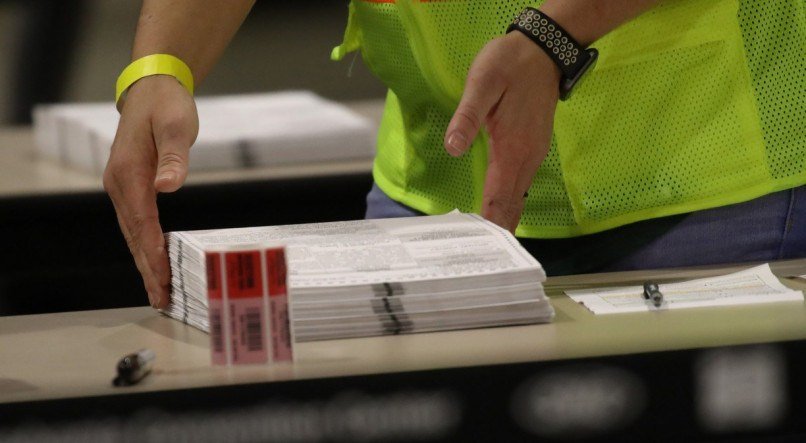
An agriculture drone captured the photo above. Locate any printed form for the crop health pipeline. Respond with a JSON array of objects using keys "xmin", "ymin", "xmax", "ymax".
[
  {"xmin": 567, "ymin": 264, "xmax": 804, "ymax": 315},
  {"xmin": 166, "ymin": 212, "xmax": 553, "ymax": 342}
]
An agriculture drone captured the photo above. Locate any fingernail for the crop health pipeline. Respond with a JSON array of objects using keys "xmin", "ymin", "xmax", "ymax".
[
  {"xmin": 156, "ymin": 172, "xmax": 176, "ymax": 183},
  {"xmin": 446, "ymin": 132, "xmax": 468, "ymax": 156}
]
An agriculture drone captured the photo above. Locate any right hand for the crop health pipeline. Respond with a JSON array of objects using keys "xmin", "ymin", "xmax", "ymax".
[{"xmin": 103, "ymin": 75, "xmax": 199, "ymax": 309}]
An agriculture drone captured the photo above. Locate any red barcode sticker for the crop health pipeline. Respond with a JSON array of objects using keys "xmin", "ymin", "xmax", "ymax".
[
  {"xmin": 206, "ymin": 246, "xmax": 293, "ymax": 365},
  {"xmin": 206, "ymin": 252, "xmax": 227, "ymax": 365},
  {"xmin": 224, "ymin": 250, "xmax": 269, "ymax": 365},
  {"xmin": 226, "ymin": 251, "xmax": 263, "ymax": 299},
  {"xmin": 266, "ymin": 248, "xmax": 293, "ymax": 362}
]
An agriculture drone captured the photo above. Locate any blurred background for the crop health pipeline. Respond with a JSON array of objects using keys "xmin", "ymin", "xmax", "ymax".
[
  {"xmin": 0, "ymin": 0, "xmax": 387, "ymax": 124},
  {"xmin": 0, "ymin": 1, "xmax": 387, "ymax": 315}
]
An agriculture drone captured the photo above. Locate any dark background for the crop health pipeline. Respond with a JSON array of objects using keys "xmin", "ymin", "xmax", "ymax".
[
  {"xmin": 0, "ymin": 0, "xmax": 383, "ymax": 314},
  {"xmin": 0, "ymin": 0, "xmax": 386, "ymax": 124}
]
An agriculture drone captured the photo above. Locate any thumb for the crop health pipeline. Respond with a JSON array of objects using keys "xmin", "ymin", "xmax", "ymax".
[
  {"xmin": 152, "ymin": 117, "xmax": 196, "ymax": 193},
  {"xmin": 444, "ymin": 70, "xmax": 505, "ymax": 157}
]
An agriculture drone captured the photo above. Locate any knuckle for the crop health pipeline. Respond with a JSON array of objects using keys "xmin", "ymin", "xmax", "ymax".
[
  {"xmin": 156, "ymin": 115, "xmax": 193, "ymax": 144},
  {"xmin": 103, "ymin": 160, "xmax": 152, "ymax": 194},
  {"xmin": 102, "ymin": 167, "xmax": 116, "ymax": 195},
  {"xmin": 455, "ymin": 108, "xmax": 483, "ymax": 132},
  {"xmin": 158, "ymin": 151, "xmax": 186, "ymax": 170},
  {"xmin": 468, "ymin": 67, "xmax": 504, "ymax": 91},
  {"xmin": 102, "ymin": 159, "xmax": 127, "ymax": 195},
  {"xmin": 471, "ymin": 66, "xmax": 507, "ymax": 91}
]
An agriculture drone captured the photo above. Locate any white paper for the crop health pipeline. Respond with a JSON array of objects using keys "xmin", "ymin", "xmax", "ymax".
[
  {"xmin": 165, "ymin": 212, "xmax": 554, "ymax": 341},
  {"xmin": 32, "ymin": 91, "xmax": 375, "ymax": 173},
  {"xmin": 173, "ymin": 212, "xmax": 544, "ymax": 289},
  {"xmin": 566, "ymin": 264, "xmax": 804, "ymax": 315}
]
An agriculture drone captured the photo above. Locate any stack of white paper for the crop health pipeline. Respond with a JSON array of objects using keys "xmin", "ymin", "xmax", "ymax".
[
  {"xmin": 32, "ymin": 91, "xmax": 375, "ymax": 174},
  {"xmin": 567, "ymin": 264, "xmax": 804, "ymax": 314},
  {"xmin": 165, "ymin": 212, "xmax": 554, "ymax": 342}
]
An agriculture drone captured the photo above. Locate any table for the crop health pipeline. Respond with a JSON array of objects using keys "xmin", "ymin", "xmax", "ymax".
[
  {"xmin": 0, "ymin": 100, "xmax": 383, "ymax": 199},
  {"xmin": 3, "ymin": 261, "xmax": 806, "ymax": 441},
  {"xmin": 0, "ymin": 100, "xmax": 382, "ymax": 316}
]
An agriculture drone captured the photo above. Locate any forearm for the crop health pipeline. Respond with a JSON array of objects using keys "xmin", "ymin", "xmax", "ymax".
[
  {"xmin": 132, "ymin": 0, "xmax": 255, "ymax": 84},
  {"xmin": 539, "ymin": 0, "xmax": 659, "ymax": 46}
]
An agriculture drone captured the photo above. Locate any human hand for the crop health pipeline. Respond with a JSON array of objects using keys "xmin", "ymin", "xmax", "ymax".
[
  {"xmin": 444, "ymin": 31, "xmax": 561, "ymax": 233},
  {"xmin": 103, "ymin": 75, "xmax": 199, "ymax": 309}
]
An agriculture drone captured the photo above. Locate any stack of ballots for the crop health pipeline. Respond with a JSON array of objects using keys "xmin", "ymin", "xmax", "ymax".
[
  {"xmin": 166, "ymin": 212, "xmax": 554, "ymax": 342},
  {"xmin": 32, "ymin": 91, "xmax": 375, "ymax": 174}
]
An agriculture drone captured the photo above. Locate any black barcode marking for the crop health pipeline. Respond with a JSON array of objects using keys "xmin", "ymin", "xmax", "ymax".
[
  {"xmin": 245, "ymin": 309, "xmax": 263, "ymax": 352},
  {"xmin": 211, "ymin": 310, "xmax": 224, "ymax": 353},
  {"xmin": 238, "ymin": 254, "xmax": 256, "ymax": 290},
  {"xmin": 207, "ymin": 257, "xmax": 219, "ymax": 292}
]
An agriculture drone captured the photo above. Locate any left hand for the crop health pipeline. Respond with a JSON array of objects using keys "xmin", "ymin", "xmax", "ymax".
[{"xmin": 444, "ymin": 31, "xmax": 561, "ymax": 233}]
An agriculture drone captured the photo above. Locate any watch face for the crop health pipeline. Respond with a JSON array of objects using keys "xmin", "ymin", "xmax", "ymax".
[{"xmin": 560, "ymin": 49, "xmax": 599, "ymax": 101}]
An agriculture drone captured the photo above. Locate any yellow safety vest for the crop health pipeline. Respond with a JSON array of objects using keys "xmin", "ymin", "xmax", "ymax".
[{"xmin": 333, "ymin": 0, "xmax": 805, "ymax": 238}]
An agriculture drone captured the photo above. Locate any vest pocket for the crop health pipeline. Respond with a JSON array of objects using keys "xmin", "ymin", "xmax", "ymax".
[{"xmin": 554, "ymin": 0, "xmax": 767, "ymax": 230}]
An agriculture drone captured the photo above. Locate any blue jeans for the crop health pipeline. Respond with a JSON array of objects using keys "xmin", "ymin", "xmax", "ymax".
[{"xmin": 365, "ymin": 183, "xmax": 806, "ymax": 276}]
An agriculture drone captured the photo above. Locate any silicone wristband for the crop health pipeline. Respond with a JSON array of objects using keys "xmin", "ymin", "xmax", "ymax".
[{"xmin": 115, "ymin": 54, "xmax": 194, "ymax": 110}]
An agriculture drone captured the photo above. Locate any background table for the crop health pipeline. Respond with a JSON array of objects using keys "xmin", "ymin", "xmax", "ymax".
[{"xmin": 2, "ymin": 261, "xmax": 806, "ymax": 441}]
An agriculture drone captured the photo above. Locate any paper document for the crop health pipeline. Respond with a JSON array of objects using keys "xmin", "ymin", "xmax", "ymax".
[
  {"xmin": 32, "ymin": 91, "xmax": 375, "ymax": 174},
  {"xmin": 567, "ymin": 264, "xmax": 804, "ymax": 315},
  {"xmin": 166, "ymin": 212, "xmax": 554, "ymax": 341}
]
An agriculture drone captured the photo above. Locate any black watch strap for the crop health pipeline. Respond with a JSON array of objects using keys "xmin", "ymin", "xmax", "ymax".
[{"xmin": 507, "ymin": 8, "xmax": 598, "ymax": 99}]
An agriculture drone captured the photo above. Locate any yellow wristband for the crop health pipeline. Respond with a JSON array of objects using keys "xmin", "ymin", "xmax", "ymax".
[{"xmin": 115, "ymin": 54, "xmax": 194, "ymax": 109}]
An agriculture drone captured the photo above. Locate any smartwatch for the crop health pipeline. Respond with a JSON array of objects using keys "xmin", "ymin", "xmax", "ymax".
[{"xmin": 507, "ymin": 7, "xmax": 598, "ymax": 100}]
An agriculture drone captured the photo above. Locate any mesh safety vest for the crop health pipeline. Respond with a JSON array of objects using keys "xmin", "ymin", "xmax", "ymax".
[{"xmin": 333, "ymin": 0, "xmax": 805, "ymax": 238}]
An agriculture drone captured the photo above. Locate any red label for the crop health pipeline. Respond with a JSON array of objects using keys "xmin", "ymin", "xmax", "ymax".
[
  {"xmin": 225, "ymin": 250, "xmax": 263, "ymax": 299},
  {"xmin": 265, "ymin": 248, "xmax": 287, "ymax": 296},
  {"xmin": 207, "ymin": 247, "xmax": 292, "ymax": 365},
  {"xmin": 207, "ymin": 252, "xmax": 226, "ymax": 365},
  {"xmin": 223, "ymin": 250, "xmax": 269, "ymax": 365},
  {"xmin": 206, "ymin": 252, "xmax": 222, "ymax": 300}
]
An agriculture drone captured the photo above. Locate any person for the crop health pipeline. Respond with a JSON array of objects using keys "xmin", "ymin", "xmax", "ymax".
[{"xmin": 104, "ymin": 0, "xmax": 805, "ymax": 309}]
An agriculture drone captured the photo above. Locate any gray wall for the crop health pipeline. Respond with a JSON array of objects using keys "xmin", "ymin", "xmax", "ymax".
[{"xmin": 0, "ymin": 1, "xmax": 387, "ymax": 124}]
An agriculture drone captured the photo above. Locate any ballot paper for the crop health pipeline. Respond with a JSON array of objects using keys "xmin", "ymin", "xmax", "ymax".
[
  {"xmin": 32, "ymin": 91, "xmax": 375, "ymax": 173},
  {"xmin": 165, "ymin": 212, "xmax": 554, "ymax": 342},
  {"xmin": 567, "ymin": 264, "xmax": 804, "ymax": 315}
]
